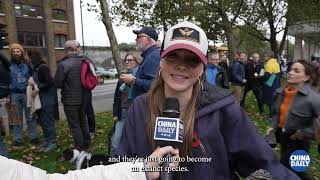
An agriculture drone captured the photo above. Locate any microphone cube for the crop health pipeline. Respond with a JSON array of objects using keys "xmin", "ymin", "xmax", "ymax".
[{"xmin": 154, "ymin": 117, "xmax": 183, "ymax": 144}]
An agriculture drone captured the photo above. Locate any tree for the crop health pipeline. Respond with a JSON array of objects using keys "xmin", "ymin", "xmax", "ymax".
[
  {"xmin": 234, "ymin": 26, "xmax": 270, "ymax": 56},
  {"xmin": 87, "ymin": 0, "xmax": 123, "ymax": 72},
  {"xmin": 110, "ymin": 0, "xmax": 196, "ymax": 35},
  {"xmin": 238, "ymin": 0, "xmax": 320, "ymax": 58},
  {"xmin": 111, "ymin": 0, "xmax": 246, "ymax": 60},
  {"xmin": 194, "ymin": 0, "xmax": 249, "ymax": 61},
  {"xmin": 106, "ymin": 0, "xmax": 320, "ymax": 64}
]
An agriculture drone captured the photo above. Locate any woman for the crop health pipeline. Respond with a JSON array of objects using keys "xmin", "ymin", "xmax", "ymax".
[
  {"xmin": 0, "ymin": 146, "xmax": 179, "ymax": 180},
  {"xmin": 268, "ymin": 59, "xmax": 320, "ymax": 179},
  {"xmin": 117, "ymin": 21, "xmax": 299, "ymax": 179},
  {"xmin": 111, "ymin": 52, "xmax": 140, "ymax": 155},
  {"xmin": 28, "ymin": 50, "xmax": 58, "ymax": 152}
]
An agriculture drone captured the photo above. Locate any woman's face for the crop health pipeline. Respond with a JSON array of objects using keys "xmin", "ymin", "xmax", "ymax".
[
  {"xmin": 123, "ymin": 55, "xmax": 138, "ymax": 70},
  {"xmin": 287, "ymin": 62, "xmax": 310, "ymax": 85},
  {"xmin": 160, "ymin": 49, "xmax": 204, "ymax": 95}
]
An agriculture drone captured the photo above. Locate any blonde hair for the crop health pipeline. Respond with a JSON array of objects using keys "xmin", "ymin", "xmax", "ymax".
[
  {"xmin": 124, "ymin": 52, "xmax": 140, "ymax": 65},
  {"xmin": 146, "ymin": 57, "xmax": 204, "ymax": 159}
]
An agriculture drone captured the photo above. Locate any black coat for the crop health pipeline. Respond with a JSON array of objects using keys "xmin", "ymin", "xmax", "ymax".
[
  {"xmin": 54, "ymin": 54, "xmax": 85, "ymax": 106},
  {"xmin": 0, "ymin": 52, "xmax": 10, "ymax": 85},
  {"xmin": 0, "ymin": 52, "xmax": 10, "ymax": 98},
  {"xmin": 245, "ymin": 61, "xmax": 264, "ymax": 88},
  {"xmin": 215, "ymin": 66, "xmax": 229, "ymax": 89}
]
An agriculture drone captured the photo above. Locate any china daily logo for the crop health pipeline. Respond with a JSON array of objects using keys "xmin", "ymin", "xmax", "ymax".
[{"xmin": 289, "ymin": 150, "xmax": 311, "ymax": 172}]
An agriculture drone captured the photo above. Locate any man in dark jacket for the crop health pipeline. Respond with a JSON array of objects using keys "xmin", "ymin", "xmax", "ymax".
[
  {"xmin": 54, "ymin": 40, "xmax": 90, "ymax": 151},
  {"xmin": 0, "ymin": 52, "xmax": 10, "ymax": 98},
  {"xmin": 206, "ymin": 51, "xmax": 229, "ymax": 88},
  {"xmin": 240, "ymin": 53, "xmax": 264, "ymax": 113},
  {"xmin": 231, "ymin": 52, "xmax": 247, "ymax": 104},
  {"xmin": 0, "ymin": 51, "xmax": 10, "ymax": 158},
  {"xmin": 119, "ymin": 27, "xmax": 160, "ymax": 99}
]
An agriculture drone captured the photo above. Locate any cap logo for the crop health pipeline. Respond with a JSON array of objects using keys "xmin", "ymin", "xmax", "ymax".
[{"xmin": 172, "ymin": 27, "xmax": 199, "ymax": 43}]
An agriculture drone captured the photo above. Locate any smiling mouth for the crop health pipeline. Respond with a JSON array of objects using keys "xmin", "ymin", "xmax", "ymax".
[{"xmin": 171, "ymin": 74, "xmax": 188, "ymax": 79}]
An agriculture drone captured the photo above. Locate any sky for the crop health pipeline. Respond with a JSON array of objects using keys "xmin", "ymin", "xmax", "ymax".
[{"xmin": 73, "ymin": 0, "xmax": 138, "ymax": 47}]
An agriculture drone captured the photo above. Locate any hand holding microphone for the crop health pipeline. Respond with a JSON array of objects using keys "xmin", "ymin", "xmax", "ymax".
[
  {"xmin": 145, "ymin": 146, "xmax": 180, "ymax": 180},
  {"xmin": 153, "ymin": 97, "xmax": 183, "ymax": 180}
]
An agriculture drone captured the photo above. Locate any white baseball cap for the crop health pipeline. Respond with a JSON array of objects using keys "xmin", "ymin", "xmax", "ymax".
[{"xmin": 161, "ymin": 21, "xmax": 208, "ymax": 65}]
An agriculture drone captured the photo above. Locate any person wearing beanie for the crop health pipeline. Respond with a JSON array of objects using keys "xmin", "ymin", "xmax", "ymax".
[
  {"xmin": 7, "ymin": 43, "xmax": 38, "ymax": 146},
  {"xmin": 119, "ymin": 26, "xmax": 160, "ymax": 100},
  {"xmin": 117, "ymin": 21, "xmax": 299, "ymax": 179}
]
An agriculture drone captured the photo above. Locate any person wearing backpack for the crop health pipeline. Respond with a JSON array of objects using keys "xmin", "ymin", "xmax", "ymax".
[
  {"xmin": 54, "ymin": 40, "xmax": 91, "ymax": 152},
  {"xmin": 8, "ymin": 43, "xmax": 38, "ymax": 146},
  {"xmin": 28, "ymin": 50, "xmax": 58, "ymax": 152}
]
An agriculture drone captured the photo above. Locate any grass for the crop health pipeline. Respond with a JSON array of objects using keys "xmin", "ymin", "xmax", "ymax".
[
  {"xmin": 5, "ymin": 112, "xmax": 113, "ymax": 174},
  {"xmin": 243, "ymin": 92, "xmax": 320, "ymax": 179},
  {"xmin": 3, "ymin": 94, "xmax": 320, "ymax": 178}
]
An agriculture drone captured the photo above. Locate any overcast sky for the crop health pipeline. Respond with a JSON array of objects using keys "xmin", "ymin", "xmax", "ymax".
[{"xmin": 73, "ymin": 0, "xmax": 138, "ymax": 47}]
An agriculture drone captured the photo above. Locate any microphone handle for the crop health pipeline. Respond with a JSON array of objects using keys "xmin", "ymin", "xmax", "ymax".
[{"xmin": 161, "ymin": 153, "xmax": 173, "ymax": 180}]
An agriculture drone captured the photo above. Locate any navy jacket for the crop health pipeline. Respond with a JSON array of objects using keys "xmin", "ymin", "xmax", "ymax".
[
  {"xmin": 131, "ymin": 45, "xmax": 160, "ymax": 99},
  {"xmin": 231, "ymin": 60, "xmax": 246, "ymax": 86},
  {"xmin": 117, "ymin": 83, "xmax": 299, "ymax": 180}
]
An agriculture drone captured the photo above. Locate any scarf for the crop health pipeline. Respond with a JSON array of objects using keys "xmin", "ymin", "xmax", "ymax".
[{"xmin": 119, "ymin": 66, "xmax": 138, "ymax": 100}]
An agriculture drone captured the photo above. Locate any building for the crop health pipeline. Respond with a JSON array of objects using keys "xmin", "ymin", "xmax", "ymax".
[
  {"xmin": 83, "ymin": 46, "xmax": 140, "ymax": 70},
  {"xmin": 288, "ymin": 21, "xmax": 320, "ymax": 61},
  {"xmin": 0, "ymin": 0, "xmax": 75, "ymax": 73},
  {"xmin": 287, "ymin": 0, "xmax": 320, "ymax": 61}
]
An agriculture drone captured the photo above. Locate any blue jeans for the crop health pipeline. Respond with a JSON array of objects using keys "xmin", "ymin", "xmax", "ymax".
[
  {"xmin": 11, "ymin": 93, "xmax": 38, "ymax": 143},
  {"xmin": 111, "ymin": 108, "xmax": 128, "ymax": 156},
  {"xmin": 39, "ymin": 87, "xmax": 56, "ymax": 143},
  {"xmin": 0, "ymin": 129, "xmax": 10, "ymax": 158}
]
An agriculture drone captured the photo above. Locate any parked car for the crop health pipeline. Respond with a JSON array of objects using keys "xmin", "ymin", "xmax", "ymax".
[
  {"xmin": 106, "ymin": 68, "xmax": 118, "ymax": 78},
  {"xmin": 95, "ymin": 67, "xmax": 108, "ymax": 77}
]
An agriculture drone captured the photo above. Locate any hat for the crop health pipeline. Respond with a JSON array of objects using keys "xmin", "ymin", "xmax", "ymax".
[
  {"xmin": 10, "ymin": 43, "xmax": 24, "ymax": 54},
  {"xmin": 133, "ymin": 27, "xmax": 158, "ymax": 41},
  {"xmin": 161, "ymin": 21, "xmax": 208, "ymax": 65}
]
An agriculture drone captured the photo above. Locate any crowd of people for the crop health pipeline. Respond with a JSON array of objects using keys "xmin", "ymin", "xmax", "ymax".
[{"xmin": 0, "ymin": 20, "xmax": 320, "ymax": 180}]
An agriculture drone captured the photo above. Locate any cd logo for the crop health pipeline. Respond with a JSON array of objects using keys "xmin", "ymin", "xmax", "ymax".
[{"xmin": 289, "ymin": 150, "xmax": 310, "ymax": 172}]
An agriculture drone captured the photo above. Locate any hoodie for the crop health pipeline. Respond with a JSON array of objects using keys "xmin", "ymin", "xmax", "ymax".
[{"xmin": 117, "ymin": 83, "xmax": 299, "ymax": 180}]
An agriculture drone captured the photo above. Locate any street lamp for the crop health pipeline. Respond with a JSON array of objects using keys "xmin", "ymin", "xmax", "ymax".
[{"xmin": 80, "ymin": 0, "xmax": 85, "ymax": 52}]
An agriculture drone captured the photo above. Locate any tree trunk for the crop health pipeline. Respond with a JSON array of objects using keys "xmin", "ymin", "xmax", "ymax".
[
  {"xmin": 279, "ymin": 25, "xmax": 288, "ymax": 56},
  {"xmin": 97, "ymin": 0, "xmax": 123, "ymax": 72},
  {"xmin": 226, "ymin": 28, "xmax": 236, "ymax": 62}
]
